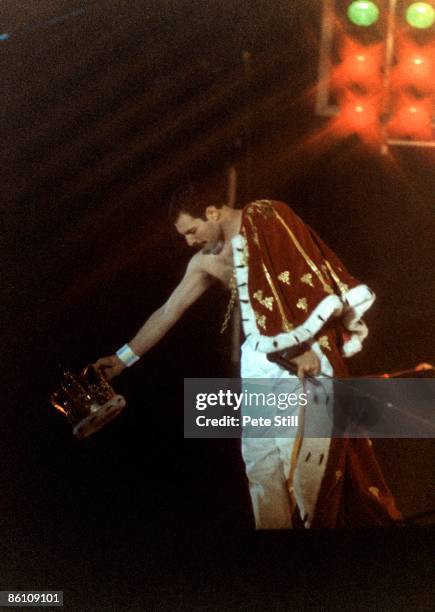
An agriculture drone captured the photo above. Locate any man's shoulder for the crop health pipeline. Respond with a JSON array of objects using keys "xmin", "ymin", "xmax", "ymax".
[
  {"xmin": 186, "ymin": 250, "xmax": 214, "ymax": 277},
  {"xmin": 187, "ymin": 250, "xmax": 206, "ymax": 271},
  {"xmin": 242, "ymin": 199, "xmax": 296, "ymax": 221},
  {"xmin": 243, "ymin": 199, "xmax": 290, "ymax": 213}
]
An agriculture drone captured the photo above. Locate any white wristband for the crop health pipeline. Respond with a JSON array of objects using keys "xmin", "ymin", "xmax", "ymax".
[{"xmin": 116, "ymin": 343, "xmax": 140, "ymax": 367}]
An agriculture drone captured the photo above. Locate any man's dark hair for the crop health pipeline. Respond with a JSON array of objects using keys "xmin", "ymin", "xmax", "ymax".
[{"xmin": 169, "ymin": 178, "xmax": 227, "ymax": 223}]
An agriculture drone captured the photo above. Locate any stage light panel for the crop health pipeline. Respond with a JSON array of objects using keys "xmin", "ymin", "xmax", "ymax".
[{"xmin": 317, "ymin": 0, "xmax": 435, "ymax": 147}]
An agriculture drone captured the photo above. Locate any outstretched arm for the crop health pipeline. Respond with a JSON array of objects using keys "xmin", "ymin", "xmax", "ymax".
[{"xmin": 94, "ymin": 255, "xmax": 212, "ymax": 379}]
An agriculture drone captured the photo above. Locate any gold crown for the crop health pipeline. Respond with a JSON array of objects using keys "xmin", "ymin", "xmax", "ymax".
[{"xmin": 50, "ymin": 366, "xmax": 126, "ymax": 439}]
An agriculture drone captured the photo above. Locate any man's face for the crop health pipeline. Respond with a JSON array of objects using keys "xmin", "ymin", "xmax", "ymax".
[{"xmin": 175, "ymin": 210, "xmax": 223, "ymax": 253}]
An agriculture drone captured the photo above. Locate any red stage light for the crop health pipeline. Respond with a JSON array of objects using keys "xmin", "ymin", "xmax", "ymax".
[
  {"xmin": 335, "ymin": 38, "xmax": 383, "ymax": 88},
  {"xmin": 342, "ymin": 51, "xmax": 379, "ymax": 80},
  {"xmin": 341, "ymin": 99, "xmax": 379, "ymax": 130},
  {"xmin": 392, "ymin": 36, "xmax": 435, "ymax": 90},
  {"xmin": 389, "ymin": 99, "xmax": 433, "ymax": 138},
  {"xmin": 397, "ymin": 103, "xmax": 432, "ymax": 131},
  {"xmin": 396, "ymin": 50, "xmax": 435, "ymax": 88}
]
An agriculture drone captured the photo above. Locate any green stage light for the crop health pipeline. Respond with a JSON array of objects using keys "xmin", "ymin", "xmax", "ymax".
[
  {"xmin": 406, "ymin": 2, "xmax": 435, "ymax": 28},
  {"xmin": 347, "ymin": 1, "xmax": 380, "ymax": 26}
]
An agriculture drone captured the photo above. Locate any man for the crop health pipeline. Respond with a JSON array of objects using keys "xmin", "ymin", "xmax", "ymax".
[{"xmin": 94, "ymin": 184, "xmax": 401, "ymax": 529}]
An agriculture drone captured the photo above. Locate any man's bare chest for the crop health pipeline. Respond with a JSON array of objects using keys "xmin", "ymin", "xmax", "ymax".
[{"xmin": 202, "ymin": 247, "xmax": 234, "ymax": 288}]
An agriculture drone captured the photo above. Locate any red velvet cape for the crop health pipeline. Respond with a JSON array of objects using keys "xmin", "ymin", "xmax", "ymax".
[{"xmin": 236, "ymin": 200, "xmax": 402, "ymax": 527}]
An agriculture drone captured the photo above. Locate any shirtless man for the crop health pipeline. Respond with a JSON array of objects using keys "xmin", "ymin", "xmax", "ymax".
[
  {"xmin": 93, "ymin": 196, "xmax": 319, "ymax": 380},
  {"xmin": 93, "ymin": 187, "xmax": 402, "ymax": 529}
]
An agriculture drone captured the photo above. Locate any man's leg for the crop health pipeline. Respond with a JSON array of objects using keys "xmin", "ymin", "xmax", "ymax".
[
  {"xmin": 241, "ymin": 437, "xmax": 294, "ymax": 529},
  {"xmin": 240, "ymin": 340, "xmax": 337, "ymax": 529},
  {"xmin": 240, "ymin": 341, "xmax": 297, "ymax": 529}
]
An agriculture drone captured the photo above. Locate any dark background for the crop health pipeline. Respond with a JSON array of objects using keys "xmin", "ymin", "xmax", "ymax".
[{"xmin": 1, "ymin": 1, "xmax": 434, "ymax": 609}]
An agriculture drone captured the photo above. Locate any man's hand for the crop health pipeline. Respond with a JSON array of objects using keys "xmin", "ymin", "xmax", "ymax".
[
  {"xmin": 291, "ymin": 349, "xmax": 321, "ymax": 379},
  {"xmin": 93, "ymin": 355, "xmax": 126, "ymax": 380}
]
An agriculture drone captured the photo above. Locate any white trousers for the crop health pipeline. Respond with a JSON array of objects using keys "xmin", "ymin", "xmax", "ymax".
[{"xmin": 240, "ymin": 341, "xmax": 334, "ymax": 529}]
